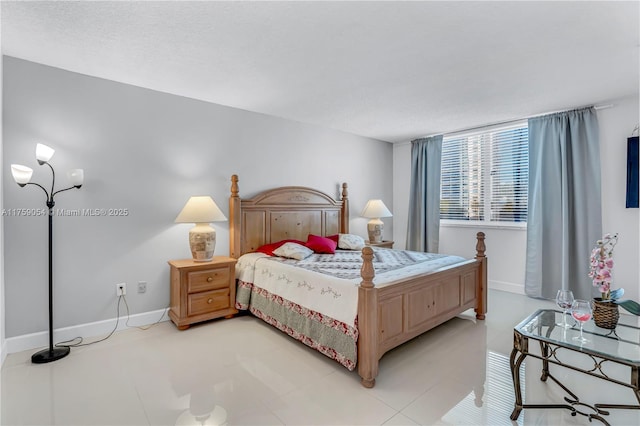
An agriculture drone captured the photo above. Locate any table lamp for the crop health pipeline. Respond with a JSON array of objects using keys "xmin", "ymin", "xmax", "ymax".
[
  {"xmin": 175, "ymin": 196, "xmax": 227, "ymax": 261},
  {"xmin": 361, "ymin": 199, "xmax": 392, "ymax": 243}
]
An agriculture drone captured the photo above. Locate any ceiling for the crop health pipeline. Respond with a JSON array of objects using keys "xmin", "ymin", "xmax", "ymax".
[{"xmin": 2, "ymin": 1, "xmax": 638, "ymax": 143}]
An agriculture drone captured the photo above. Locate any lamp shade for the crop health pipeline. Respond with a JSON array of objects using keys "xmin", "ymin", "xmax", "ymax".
[
  {"xmin": 36, "ymin": 143, "xmax": 55, "ymax": 164},
  {"xmin": 361, "ymin": 199, "xmax": 392, "ymax": 218},
  {"xmin": 11, "ymin": 164, "xmax": 33, "ymax": 185},
  {"xmin": 67, "ymin": 169, "xmax": 84, "ymax": 187},
  {"xmin": 175, "ymin": 196, "xmax": 227, "ymax": 224}
]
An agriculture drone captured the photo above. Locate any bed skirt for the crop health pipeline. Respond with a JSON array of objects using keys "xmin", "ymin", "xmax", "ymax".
[{"xmin": 236, "ymin": 280, "xmax": 357, "ymax": 370}]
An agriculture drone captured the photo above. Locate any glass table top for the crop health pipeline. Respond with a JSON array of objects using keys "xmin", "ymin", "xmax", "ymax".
[{"xmin": 514, "ymin": 309, "xmax": 640, "ymax": 365}]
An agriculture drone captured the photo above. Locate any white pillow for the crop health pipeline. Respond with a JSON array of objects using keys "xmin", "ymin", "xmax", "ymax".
[
  {"xmin": 338, "ymin": 234, "xmax": 366, "ymax": 250},
  {"xmin": 272, "ymin": 242, "xmax": 314, "ymax": 260}
]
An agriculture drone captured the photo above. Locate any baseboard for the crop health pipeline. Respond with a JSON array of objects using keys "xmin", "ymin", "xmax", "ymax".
[
  {"xmin": 5, "ymin": 307, "xmax": 170, "ymax": 355},
  {"xmin": 489, "ymin": 279, "xmax": 525, "ymax": 295}
]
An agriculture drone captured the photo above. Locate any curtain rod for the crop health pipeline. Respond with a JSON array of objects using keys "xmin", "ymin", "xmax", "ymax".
[{"xmin": 409, "ymin": 103, "xmax": 615, "ymax": 142}]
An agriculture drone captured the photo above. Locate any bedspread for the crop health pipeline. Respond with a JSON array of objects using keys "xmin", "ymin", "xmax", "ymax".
[
  {"xmin": 235, "ymin": 248, "xmax": 468, "ymax": 370},
  {"xmin": 260, "ymin": 248, "xmax": 463, "ymax": 280}
]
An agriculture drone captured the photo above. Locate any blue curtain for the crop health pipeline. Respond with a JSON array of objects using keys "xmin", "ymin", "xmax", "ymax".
[
  {"xmin": 407, "ymin": 136, "xmax": 443, "ymax": 252},
  {"xmin": 525, "ymin": 107, "xmax": 602, "ymax": 300}
]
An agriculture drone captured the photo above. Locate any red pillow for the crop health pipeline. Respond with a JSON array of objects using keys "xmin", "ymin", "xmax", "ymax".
[
  {"xmin": 305, "ymin": 234, "xmax": 337, "ymax": 254},
  {"xmin": 255, "ymin": 239, "xmax": 305, "ymax": 256},
  {"xmin": 326, "ymin": 234, "xmax": 339, "ymax": 243}
]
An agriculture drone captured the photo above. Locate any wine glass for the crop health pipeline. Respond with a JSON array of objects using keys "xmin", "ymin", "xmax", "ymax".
[
  {"xmin": 555, "ymin": 289, "xmax": 575, "ymax": 329},
  {"xmin": 571, "ymin": 299, "xmax": 592, "ymax": 343}
]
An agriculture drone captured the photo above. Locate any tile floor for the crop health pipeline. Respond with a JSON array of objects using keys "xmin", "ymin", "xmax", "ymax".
[{"xmin": 2, "ymin": 289, "xmax": 640, "ymax": 425}]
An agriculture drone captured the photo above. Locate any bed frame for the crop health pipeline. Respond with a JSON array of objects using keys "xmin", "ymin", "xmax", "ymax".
[{"xmin": 229, "ymin": 174, "xmax": 487, "ymax": 388}]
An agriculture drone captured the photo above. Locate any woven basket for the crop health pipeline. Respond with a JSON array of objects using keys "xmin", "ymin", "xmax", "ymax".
[{"xmin": 593, "ymin": 298, "xmax": 619, "ymax": 329}]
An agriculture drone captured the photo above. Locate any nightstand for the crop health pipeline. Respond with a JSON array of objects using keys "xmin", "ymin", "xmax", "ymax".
[
  {"xmin": 168, "ymin": 257, "xmax": 238, "ymax": 330},
  {"xmin": 366, "ymin": 240, "xmax": 394, "ymax": 249}
]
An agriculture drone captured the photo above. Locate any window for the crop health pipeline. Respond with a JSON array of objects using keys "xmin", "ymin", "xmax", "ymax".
[{"xmin": 440, "ymin": 123, "xmax": 528, "ymax": 224}]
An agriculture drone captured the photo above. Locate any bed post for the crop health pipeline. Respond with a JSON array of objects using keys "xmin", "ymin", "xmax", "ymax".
[
  {"xmin": 475, "ymin": 232, "xmax": 487, "ymax": 320},
  {"xmin": 229, "ymin": 174, "xmax": 242, "ymax": 259},
  {"xmin": 357, "ymin": 246, "xmax": 378, "ymax": 388},
  {"xmin": 340, "ymin": 182, "xmax": 349, "ymax": 234}
]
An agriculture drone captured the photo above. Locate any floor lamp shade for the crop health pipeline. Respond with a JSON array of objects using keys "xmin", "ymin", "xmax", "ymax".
[
  {"xmin": 361, "ymin": 199, "xmax": 392, "ymax": 243},
  {"xmin": 11, "ymin": 164, "xmax": 34, "ymax": 186},
  {"xmin": 36, "ymin": 143, "xmax": 55, "ymax": 164},
  {"xmin": 175, "ymin": 196, "xmax": 227, "ymax": 262},
  {"xmin": 68, "ymin": 169, "xmax": 84, "ymax": 187}
]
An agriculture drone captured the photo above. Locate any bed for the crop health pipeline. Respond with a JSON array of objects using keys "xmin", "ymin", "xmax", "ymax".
[{"xmin": 229, "ymin": 174, "xmax": 487, "ymax": 388}]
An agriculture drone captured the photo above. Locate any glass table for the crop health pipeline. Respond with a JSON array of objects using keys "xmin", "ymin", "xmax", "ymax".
[{"xmin": 510, "ymin": 309, "xmax": 640, "ymax": 425}]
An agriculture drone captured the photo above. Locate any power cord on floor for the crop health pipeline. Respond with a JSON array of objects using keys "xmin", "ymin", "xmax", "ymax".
[
  {"xmin": 123, "ymin": 295, "xmax": 167, "ymax": 330},
  {"xmin": 55, "ymin": 295, "xmax": 168, "ymax": 348}
]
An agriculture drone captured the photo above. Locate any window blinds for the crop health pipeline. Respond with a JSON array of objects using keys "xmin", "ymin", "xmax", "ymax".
[{"xmin": 440, "ymin": 123, "xmax": 528, "ymax": 223}]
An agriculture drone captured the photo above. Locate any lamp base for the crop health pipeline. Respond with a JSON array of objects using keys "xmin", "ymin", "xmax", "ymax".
[
  {"xmin": 31, "ymin": 346, "xmax": 70, "ymax": 364},
  {"xmin": 367, "ymin": 219, "xmax": 384, "ymax": 243},
  {"xmin": 189, "ymin": 224, "xmax": 216, "ymax": 262}
]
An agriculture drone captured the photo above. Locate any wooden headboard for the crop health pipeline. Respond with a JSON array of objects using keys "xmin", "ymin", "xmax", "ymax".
[{"xmin": 228, "ymin": 174, "xmax": 350, "ymax": 258}]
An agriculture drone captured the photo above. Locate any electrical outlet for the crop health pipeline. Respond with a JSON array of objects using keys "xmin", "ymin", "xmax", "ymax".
[
  {"xmin": 138, "ymin": 281, "xmax": 147, "ymax": 294},
  {"xmin": 116, "ymin": 282, "xmax": 126, "ymax": 296}
]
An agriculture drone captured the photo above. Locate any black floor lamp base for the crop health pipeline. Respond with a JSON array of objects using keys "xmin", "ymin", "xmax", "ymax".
[{"xmin": 31, "ymin": 346, "xmax": 70, "ymax": 364}]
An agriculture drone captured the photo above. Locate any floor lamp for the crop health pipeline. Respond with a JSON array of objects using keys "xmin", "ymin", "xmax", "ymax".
[{"xmin": 11, "ymin": 143, "xmax": 84, "ymax": 363}]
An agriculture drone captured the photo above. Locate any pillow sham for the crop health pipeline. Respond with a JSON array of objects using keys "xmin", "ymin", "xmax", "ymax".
[
  {"xmin": 305, "ymin": 234, "xmax": 337, "ymax": 254},
  {"xmin": 255, "ymin": 239, "xmax": 305, "ymax": 256},
  {"xmin": 338, "ymin": 233, "xmax": 366, "ymax": 250},
  {"xmin": 272, "ymin": 242, "xmax": 314, "ymax": 260}
]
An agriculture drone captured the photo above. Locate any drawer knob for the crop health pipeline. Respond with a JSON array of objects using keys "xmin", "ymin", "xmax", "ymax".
[
  {"xmin": 207, "ymin": 277, "xmax": 213, "ymax": 282},
  {"xmin": 207, "ymin": 298, "xmax": 213, "ymax": 304}
]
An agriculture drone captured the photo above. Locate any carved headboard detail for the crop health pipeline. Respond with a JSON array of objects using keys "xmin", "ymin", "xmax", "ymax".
[{"xmin": 229, "ymin": 174, "xmax": 349, "ymax": 258}]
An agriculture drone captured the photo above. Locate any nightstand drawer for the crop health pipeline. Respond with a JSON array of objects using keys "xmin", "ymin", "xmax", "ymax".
[
  {"xmin": 187, "ymin": 268, "xmax": 230, "ymax": 293},
  {"xmin": 188, "ymin": 288, "xmax": 230, "ymax": 316}
]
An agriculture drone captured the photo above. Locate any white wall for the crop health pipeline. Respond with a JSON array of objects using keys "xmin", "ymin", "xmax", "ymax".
[
  {"xmin": 0, "ymin": 7, "xmax": 5, "ymax": 363},
  {"xmin": 392, "ymin": 142, "xmax": 411, "ymax": 251},
  {"xmin": 2, "ymin": 57, "xmax": 393, "ymax": 343},
  {"xmin": 393, "ymin": 96, "xmax": 640, "ymax": 300},
  {"xmin": 598, "ymin": 96, "xmax": 640, "ymax": 304}
]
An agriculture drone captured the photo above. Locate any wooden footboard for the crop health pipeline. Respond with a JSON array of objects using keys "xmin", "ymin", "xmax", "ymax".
[{"xmin": 357, "ymin": 232, "xmax": 487, "ymax": 388}]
